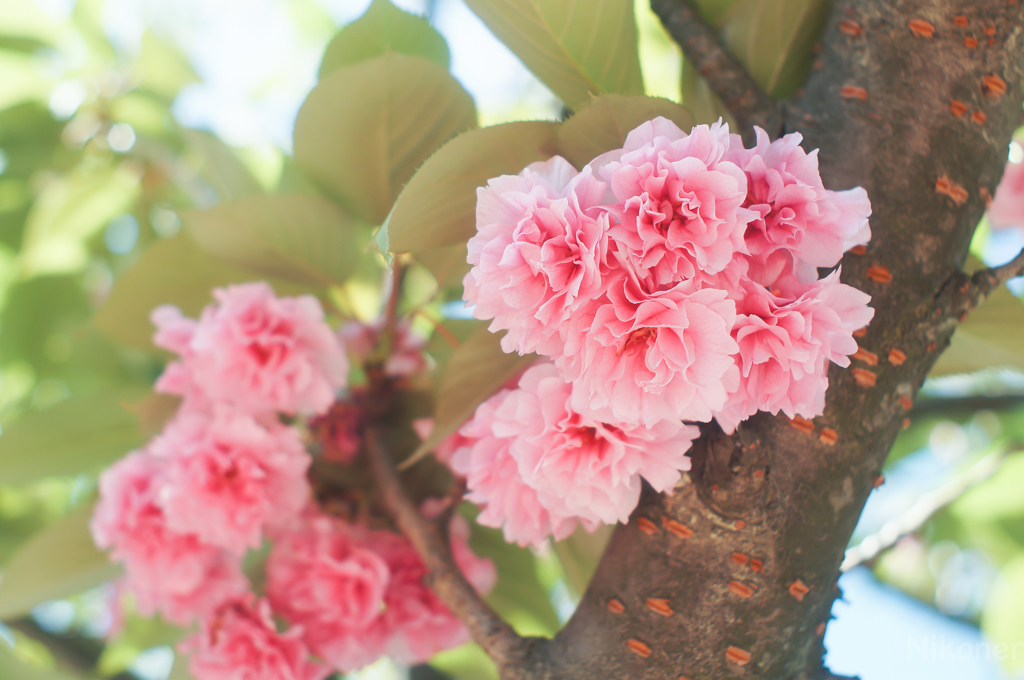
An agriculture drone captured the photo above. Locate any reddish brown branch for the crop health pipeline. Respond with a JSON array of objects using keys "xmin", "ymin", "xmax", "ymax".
[
  {"xmin": 650, "ymin": 0, "xmax": 782, "ymax": 139},
  {"xmin": 364, "ymin": 428, "xmax": 544, "ymax": 677},
  {"xmin": 970, "ymin": 248, "xmax": 1024, "ymax": 301}
]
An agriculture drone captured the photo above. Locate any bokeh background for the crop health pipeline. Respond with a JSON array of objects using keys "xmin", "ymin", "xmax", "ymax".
[{"xmin": 0, "ymin": 0, "xmax": 1022, "ymax": 678}]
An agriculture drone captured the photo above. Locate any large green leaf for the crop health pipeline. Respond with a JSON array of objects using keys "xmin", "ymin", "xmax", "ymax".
[
  {"xmin": 930, "ymin": 285, "xmax": 1024, "ymax": 377},
  {"xmin": 983, "ymin": 556, "xmax": 1024, "ymax": 674},
  {"xmin": 0, "ymin": 388, "xmax": 147, "ymax": 485},
  {"xmin": 464, "ymin": 513, "xmax": 561, "ymax": 637},
  {"xmin": 556, "ymin": 95, "xmax": 695, "ymax": 169},
  {"xmin": 319, "ymin": 0, "xmax": 450, "ymax": 77},
  {"xmin": 718, "ymin": 0, "xmax": 829, "ymax": 98},
  {"xmin": 551, "ymin": 524, "xmax": 613, "ymax": 599},
  {"xmin": 18, "ymin": 164, "xmax": 140, "ymax": 276},
  {"xmin": 134, "ymin": 32, "xmax": 199, "ymax": 102},
  {"xmin": 184, "ymin": 194, "xmax": 362, "ymax": 289},
  {"xmin": 680, "ymin": 57, "xmax": 733, "ymax": 125},
  {"xmin": 0, "ymin": 503, "xmax": 119, "ymax": 620},
  {"xmin": 388, "ymin": 121, "xmax": 558, "ymax": 254},
  {"xmin": 0, "ymin": 643, "xmax": 76, "ymax": 680},
  {"xmin": 184, "ymin": 130, "xmax": 265, "ymax": 201},
  {"xmin": 952, "ymin": 453, "xmax": 1024, "ymax": 521},
  {"xmin": 168, "ymin": 657, "xmax": 197, "ymax": 680},
  {"xmin": 463, "ymin": 0, "xmax": 643, "ymax": 110},
  {"xmin": 405, "ymin": 325, "xmax": 535, "ymax": 467},
  {"xmin": 414, "ymin": 243, "xmax": 472, "ymax": 294},
  {"xmin": 294, "ymin": 53, "xmax": 477, "ymax": 225},
  {"xmin": 95, "ymin": 234, "xmax": 301, "ymax": 351}
]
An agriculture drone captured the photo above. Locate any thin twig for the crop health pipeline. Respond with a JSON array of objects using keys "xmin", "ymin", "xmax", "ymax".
[
  {"xmin": 650, "ymin": 0, "xmax": 782, "ymax": 139},
  {"xmin": 969, "ymin": 248, "xmax": 1024, "ymax": 303},
  {"xmin": 840, "ymin": 447, "xmax": 1010, "ymax": 571},
  {"xmin": 364, "ymin": 428, "xmax": 532, "ymax": 674}
]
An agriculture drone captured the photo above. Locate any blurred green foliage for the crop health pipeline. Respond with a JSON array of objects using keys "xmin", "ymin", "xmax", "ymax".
[{"xmin": 0, "ymin": 0, "xmax": 1023, "ymax": 679}]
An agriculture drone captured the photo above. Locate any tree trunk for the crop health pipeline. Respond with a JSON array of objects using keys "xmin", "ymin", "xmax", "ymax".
[{"xmin": 508, "ymin": 0, "xmax": 1024, "ymax": 677}]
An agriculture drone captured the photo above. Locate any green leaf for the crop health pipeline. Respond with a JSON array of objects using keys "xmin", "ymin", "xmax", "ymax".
[
  {"xmin": 983, "ymin": 556, "xmax": 1024, "ymax": 674},
  {"xmin": 680, "ymin": 56, "xmax": 734, "ymax": 126},
  {"xmin": 463, "ymin": 0, "xmax": 643, "ymax": 110},
  {"xmin": 404, "ymin": 325, "xmax": 535, "ymax": 467},
  {"xmin": 930, "ymin": 285, "xmax": 1024, "ymax": 377},
  {"xmin": 0, "ymin": 388, "xmax": 147, "ymax": 485},
  {"xmin": 294, "ymin": 53, "xmax": 477, "ymax": 225},
  {"xmin": 168, "ymin": 656, "xmax": 198, "ymax": 680},
  {"xmin": 414, "ymin": 243, "xmax": 472, "ymax": 293},
  {"xmin": 556, "ymin": 95, "xmax": 695, "ymax": 169},
  {"xmin": 717, "ymin": 0, "xmax": 830, "ymax": 98},
  {"xmin": 19, "ymin": 164, "xmax": 140, "ymax": 276},
  {"xmin": 319, "ymin": 0, "xmax": 450, "ymax": 77},
  {"xmin": 184, "ymin": 194, "xmax": 363, "ymax": 289},
  {"xmin": 184, "ymin": 130, "xmax": 265, "ymax": 202},
  {"xmin": 551, "ymin": 525, "xmax": 613, "ymax": 599},
  {"xmin": 464, "ymin": 510, "xmax": 561, "ymax": 637},
  {"xmin": 0, "ymin": 643, "xmax": 76, "ymax": 680},
  {"xmin": 134, "ymin": 32, "xmax": 199, "ymax": 102},
  {"xmin": 388, "ymin": 121, "xmax": 558, "ymax": 254},
  {"xmin": 952, "ymin": 453, "xmax": 1024, "ymax": 521},
  {"xmin": 0, "ymin": 503, "xmax": 120, "ymax": 620},
  {"xmin": 95, "ymin": 234, "xmax": 304, "ymax": 351},
  {"xmin": 431, "ymin": 643, "xmax": 499, "ymax": 680}
]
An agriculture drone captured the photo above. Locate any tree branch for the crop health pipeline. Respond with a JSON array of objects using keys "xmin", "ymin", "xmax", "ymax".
[
  {"xmin": 969, "ymin": 248, "xmax": 1024, "ymax": 303},
  {"xmin": 364, "ymin": 428, "xmax": 542, "ymax": 678},
  {"xmin": 650, "ymin": 0, "xmax": 782, "ymax": 139},
  {"xmin": 840, "ymin": 446, "xmax": 1009, "ymax": 572}
]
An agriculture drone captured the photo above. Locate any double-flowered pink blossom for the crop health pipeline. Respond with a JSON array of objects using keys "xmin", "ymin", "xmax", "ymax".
[
  {"xmin": 450, "ymin": 363, "xmax": 698, "ymax": 546},
  {"xmin": 183, "ymin": 598, "xmax": 328, "ymax": 680},
  {"xmin": 91, "ymin": 452, "xmax": 248, "ymax": 625},
  {"xmin": 266, "ymin": 514, "xmax": 391, "ymax": 672},
  {"xmin": 594, "ymin": 119, "xmax": 755, "ymax": 289},
  {"xmin": 457, "ymin": 116, "xmax": 875, "ymax": 538},
  {"xmin": 268, "ymin": 511, "xmax": 494, "ymax": 672},
  {"xmin": 463, "ymin": 156, "xmax": 612, "ymax": 356},
  {"xmin": 339, "ymin": 318, "xmax": 428, "ymax": 378},
  {"xmin": 150, "ymin": 410, "xmax": 310, "ymax": 553},
  {"xmin": 368, "ymin": 520, "xmax": 495, "ymax": 665},
  {"xmin": 725, "ymin": 127, "xmax": 871, "ymax": 285},
  {"xmin": 153, "ymin": 282, "xmax": 348, "ymax": 416},
  {"xmin": 560, "ymin": 275, "xmax": 740, "ymax": 427},
  {"xmin": 714, "ymin": 271, "xmax": 874, "ymax": 433}
]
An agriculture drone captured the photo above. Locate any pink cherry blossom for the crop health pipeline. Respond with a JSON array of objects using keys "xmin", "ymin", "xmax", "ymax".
[
  {"xmin": 482, "ymin": 363, "xmax": 697, "ymax": 526},
  {"xmin": 988, "ymin": 159, "xmax": 1024, "ymax": 229},
  {"xmin": 595, "ymin": 118, "xmax": 755, "ymax": 290},
  {"xmin": 559, "ymin": 271, "xmax": 740, "ymax": 427},
  {"xmin": 150, "ymin": 410, "xmax": 310, "ymax": 553},
  {"xmin": 266, "ymin": 514, "xmax": 391, "ymax": 672},
  {"xmin": 450, "ymin": 390, "xmax": 581, "ymax": 547},
  {"xmin": 91, "ymin": 452, "xmax": 248, "ymax": 625},
  {"xmin": 367, "ymin": 527, "xmax": 492, "ymax": 665},
  {"xmin": 152, "ymin": 282, "xmax": 348, "ymax": 417},
  {"xmin": 726, "ymin": 127, "xmax": 871, "ymax": 284},
  {"xmin": 463, "ymin": 155, "xmax": 613, "ymax": 356},
  {"xmin": 309, "ymin": 398, "xmax": 366, "ymax": 464},
  {"xmin": 339, "ymin": 318, "xmax": 427, "ymax": 378},
  {"xmin": 183, "ymin": 598, "xmax": 328, "ymax": 680},
  {"xmin": 715, "ymin": 270, "xmax": 874, "ymax": 433}
]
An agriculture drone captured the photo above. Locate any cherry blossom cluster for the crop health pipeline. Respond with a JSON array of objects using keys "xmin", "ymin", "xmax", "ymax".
[
  {"xmin": 91, "ymin": 283, "xmax": 494, "ymax": 679},
  {"xmin": 456, "ymin": 119, "xmax": 874, "ymax": 547}
]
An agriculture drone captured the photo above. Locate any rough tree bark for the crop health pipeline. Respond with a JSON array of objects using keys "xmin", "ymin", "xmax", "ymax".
[{"xmin": 370, "ymin": 0, "xmax": 1024, "ymax": 678}]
